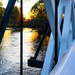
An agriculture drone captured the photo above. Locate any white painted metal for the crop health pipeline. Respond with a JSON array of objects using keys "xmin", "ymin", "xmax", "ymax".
[
  {"xmin": 58, "ymin": 0, "xmax": 72, "ymax": 61},
  {"xmin": 49, "ymin": 39, "xmax": 75, "ymax": 75}
]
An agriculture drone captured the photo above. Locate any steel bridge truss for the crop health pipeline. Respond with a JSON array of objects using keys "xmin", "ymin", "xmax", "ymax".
[{"xmin": 0, "ymin": 0, "xmax": 75, "ymax": 75}]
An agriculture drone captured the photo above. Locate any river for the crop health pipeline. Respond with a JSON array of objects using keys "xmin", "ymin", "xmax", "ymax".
[{"xmin": 0, "ymin": 28, "xmax": 49, "ymax": 75}]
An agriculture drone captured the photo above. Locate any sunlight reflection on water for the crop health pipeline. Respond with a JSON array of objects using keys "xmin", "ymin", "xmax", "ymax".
[{"xmin": 0, "ymin": 28, "xmax": 49, "ymax": 75}]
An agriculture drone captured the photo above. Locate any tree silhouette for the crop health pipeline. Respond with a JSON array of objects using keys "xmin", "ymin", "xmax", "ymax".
[
  {"xmin": 0, "ymin": 2, "xmax": 5, "ymax": 24},
  {"xmin": 8, "ymin": 6, "xmax": 26, "ymax": 27},
  {"xmin": 0, "ymin": 2, "xmax": 3, "ymax": 7},
  {"xmin": 28, "ymin": 0, "xmax": 48, "ymax": 30}
]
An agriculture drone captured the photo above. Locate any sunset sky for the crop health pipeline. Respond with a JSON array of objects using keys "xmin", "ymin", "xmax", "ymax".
[{"xmin": 1, "ymin": 0, "xmax": 39, "ymax": 18}]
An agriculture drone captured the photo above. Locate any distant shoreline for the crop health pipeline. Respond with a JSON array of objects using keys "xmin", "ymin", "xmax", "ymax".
[{"xmin": 6, "ymin": 26, "xmax": 51, "ymax": 36}]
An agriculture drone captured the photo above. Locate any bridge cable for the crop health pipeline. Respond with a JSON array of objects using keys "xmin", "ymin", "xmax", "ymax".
[
  {"xmin": 20, "ymin": 0, "xmax": 23, "ymax": 75},
  {"xmin": 55, "ymin": 0, "xmax": 58, "ymax": 64}
]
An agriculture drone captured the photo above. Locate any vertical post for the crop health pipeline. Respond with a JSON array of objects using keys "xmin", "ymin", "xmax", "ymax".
[
  {"xmin": 20, "ymin": 0, "xmax": 23, "ymax": 75},
  {"xmin": 55, "ymin": 0, "xmax": 58, "ymax": 64}
]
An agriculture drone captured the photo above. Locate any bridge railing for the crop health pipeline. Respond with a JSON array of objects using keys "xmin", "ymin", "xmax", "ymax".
[
  {"xmin": 0, "ymin": 0, "xmax": 75, "ymax": 75},
  {"xmin": 49, "ymin": 39, "xmax": 75, "ymax": 75},
  {"xmin": 58, "ymin": 0, "xmax": 72, "ymax": 61},
  {"xmin": 41, "ymin": 0, "xmax": 75, "ymax": 75}
]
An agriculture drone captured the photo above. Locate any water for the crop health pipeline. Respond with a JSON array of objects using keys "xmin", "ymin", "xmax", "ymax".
[{"xmin": 0, "ymin": 28, "xmax": 49, "ymax": 75}]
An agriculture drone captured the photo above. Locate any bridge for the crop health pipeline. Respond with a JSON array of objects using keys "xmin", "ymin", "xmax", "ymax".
[{"xmin": 0, "ymin": 0, "xmax": 75, "ymax": 75}]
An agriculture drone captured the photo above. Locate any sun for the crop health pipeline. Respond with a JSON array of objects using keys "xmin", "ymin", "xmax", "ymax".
[
  {"xmin": 23, "ymin": 0, "xmax": 39, "ymax": 19},
  {"xmin": 2, "ymin": 0, "xmax": 39, "ymax": 19}
]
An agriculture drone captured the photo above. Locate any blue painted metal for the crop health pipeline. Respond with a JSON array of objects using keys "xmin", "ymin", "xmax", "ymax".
[
  {"xmin": 0, "ymin": 0, "xmax": 74, "ymax": 74},
  {"xmin": 58, "ymin": 0, "xmax": 72, "ymax": 61},
  {"xmin": 43, "ymin": 0, "xmax": 55, "ymax": 39},
  {"xmin": 42, "ymin": 0, "xmax": 73, "ymax": 74},
  {"xmin": 50, "ymin": 40, "xmax": 75, "ymax": 75},
  {"xmin": 41, "ymin": 0, "xmax": 55, "ymax": 75},
  {"xmin": 71, "ymin": 1, "xmax": 75, "ymax": 39},
  {"xmin": 0, "ymin": 0, "xmax": 16, "ymax": 43},
  {"xmin": 41, "ymin": 33, "xmax": 55, "ymax": 75}
]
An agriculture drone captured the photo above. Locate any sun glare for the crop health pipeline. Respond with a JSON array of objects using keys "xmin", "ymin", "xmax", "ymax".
[
  {"xmin": 2, "ymin": 0, "xmax": 39, "ymax": 19},
  {"xmin": 23, "ymin": 0, "xmax": 39, "ymax": 19}
]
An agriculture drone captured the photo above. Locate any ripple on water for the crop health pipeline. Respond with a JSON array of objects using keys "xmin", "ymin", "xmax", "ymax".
[{"xmin": 0, "ymin": 28, "xmax": 49, "ymax": 75}]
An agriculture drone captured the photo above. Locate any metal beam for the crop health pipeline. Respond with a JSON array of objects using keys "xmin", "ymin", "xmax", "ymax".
[
  {"xmin": 43, "ymin": 0, "xmax": 55, "ymax": 39},
  {"xmin": 58, "ymin": 0, "xmax": 72, "ymax": 61},
  {"xmin": 41, "ymin": 0, "xmax": 55, "ymax": 74},
  {"xmin": 71, "ymin": 0, "xmax": 75, "ymax": 39},
  {"xmin": 0, "ymin": 0, "xmax": 16, "ymax": 43},
  {"xmin": 67, "ymin": 21, "xmax": 73, "ymax": 48},
  {"xmin": 41, "ymin": 33, "xmax": 55, "ymax": 75}
]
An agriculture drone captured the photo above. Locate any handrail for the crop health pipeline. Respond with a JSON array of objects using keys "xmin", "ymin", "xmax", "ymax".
[{"xmin": 50, "ymin": 39, "xmax": 75, "ymax": 75}]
